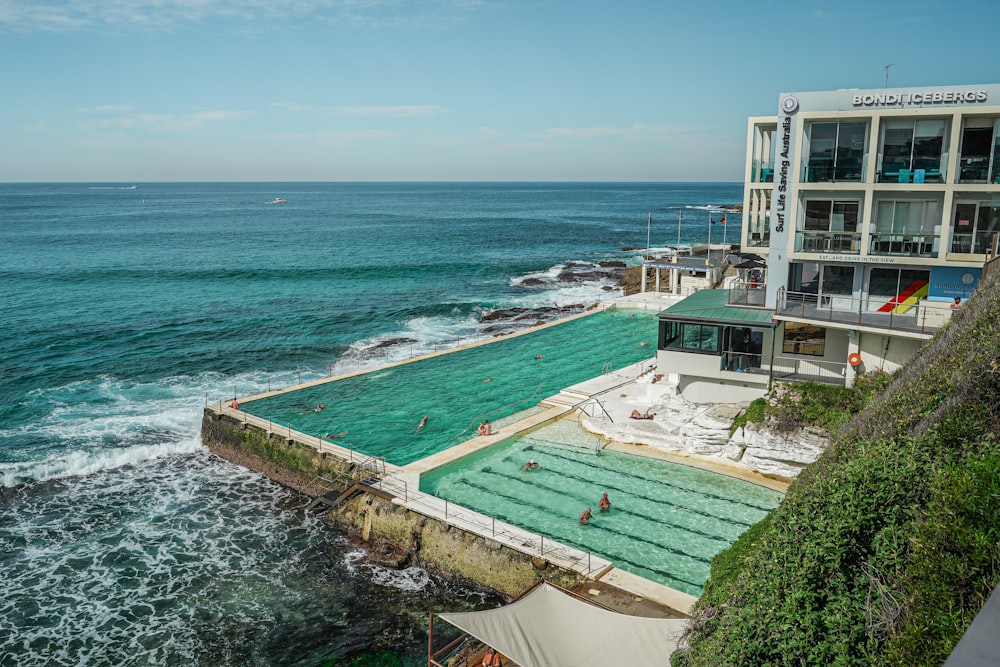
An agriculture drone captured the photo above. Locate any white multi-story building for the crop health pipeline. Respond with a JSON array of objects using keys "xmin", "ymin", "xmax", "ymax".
[{"xmin": 740, "ymin": 83, "xmax": 999, "ymax": 385}]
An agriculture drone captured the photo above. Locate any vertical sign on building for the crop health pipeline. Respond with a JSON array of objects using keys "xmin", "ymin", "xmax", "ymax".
[{"xmin": 765, "ymin": 93, "xmax": 799, "ymax": 309}]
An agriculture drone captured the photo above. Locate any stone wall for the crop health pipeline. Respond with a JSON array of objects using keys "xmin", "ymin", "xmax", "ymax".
[
  {"xmin": 331, "ymin": 493, "xmax": 578, "ymax": 597},
  {"xmin": 201, "ymin": 408, "xmax": 580, "ymax": 597}
]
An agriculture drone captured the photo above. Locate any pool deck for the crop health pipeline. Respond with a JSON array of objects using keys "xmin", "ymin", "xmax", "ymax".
[{"xmin": 212, "ymin": 289, "xmax": 786, "ymax": 620}]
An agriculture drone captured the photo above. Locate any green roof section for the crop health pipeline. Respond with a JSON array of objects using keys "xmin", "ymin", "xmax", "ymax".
[{"xmin": 658, "ymin": 289, "xmax": 775, "ymax": 327}]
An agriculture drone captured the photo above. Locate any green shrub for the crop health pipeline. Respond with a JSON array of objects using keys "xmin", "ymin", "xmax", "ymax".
[{"xmin": 675, "ymin": 270, "xmax": 1000, "ymax": 666}]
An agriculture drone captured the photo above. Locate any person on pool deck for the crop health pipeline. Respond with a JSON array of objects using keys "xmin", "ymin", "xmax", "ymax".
[
  {"xmin": 598, "ymin": 492, "xmax": 611, "ymax": 513},
  {"xmin": 630, "ymin": 409, "xmax": 653, "ymax": 420},
  {"xmin": 478, "ymin": 420, "xmax": 492, "ymax": 436},
  {"xmin": 416, "ymin": 415, "xmax": 428, "ymax": 431},
  {"xmin": 523, "ymin": 459, "xmax": 540, "ymax": 470},
  {"xmin": 579, "ymin": 508, "xmax": 593, "ymax": 524}
]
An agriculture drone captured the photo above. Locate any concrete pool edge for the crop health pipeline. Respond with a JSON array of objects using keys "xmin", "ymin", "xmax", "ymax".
[
  {"xmin": 201, "ymin": 296, "xmax": 759, "ymax": 617},
  {"xmin": 230, "ymin": 302, "xmax": 618, "ymax": 407}
]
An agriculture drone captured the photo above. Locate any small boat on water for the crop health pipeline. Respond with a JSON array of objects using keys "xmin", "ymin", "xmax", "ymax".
[{"xmin": 270, "ymin": 198, "xmax": 287, "ymax": 204}]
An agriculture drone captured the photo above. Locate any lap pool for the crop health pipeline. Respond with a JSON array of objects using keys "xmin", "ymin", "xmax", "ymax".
[
  {"xmin": 418, "ymin": 419, "xmax": 783, "ymax": 596},
  {"xmin": 241, "ymin": 308, "xmax": 656, "ymax": 466}
]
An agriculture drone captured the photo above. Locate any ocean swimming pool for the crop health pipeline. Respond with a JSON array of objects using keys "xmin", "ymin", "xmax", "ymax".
[
  {"xmin": 419, "ymin": 419, "xmax": 782, "ymax": 595},
  {"xmin": 242, "ymin": 308, "xmax": 656, "ymax": 466}
]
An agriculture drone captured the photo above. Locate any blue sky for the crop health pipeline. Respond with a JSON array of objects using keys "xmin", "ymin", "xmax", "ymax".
[{"xmin": 2, "ymin": 0, "xmax": 998, "ymax": 182}]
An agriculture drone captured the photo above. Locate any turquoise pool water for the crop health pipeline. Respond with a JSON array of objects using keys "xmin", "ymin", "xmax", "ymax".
[
  {"xmin": 242, "ymin": 309, "xmax": 656, "ymax": 465},
  {"xmin": 419, "ymin": 419, "xmax": 783, "ymax": 595}
]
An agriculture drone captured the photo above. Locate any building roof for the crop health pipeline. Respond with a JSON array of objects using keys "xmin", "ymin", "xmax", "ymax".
[{"xmin": 659, "ymin": 289, "xmax": 775, "ymax": 327}]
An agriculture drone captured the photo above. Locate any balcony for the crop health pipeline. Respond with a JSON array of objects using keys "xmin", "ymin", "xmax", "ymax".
[
  {"xmin": 803, "ymin": 162, "xmax": 864, "ymax": 184},
  {"xmin": 753, "ymin": 160, "xmax": 774, "ymax": 183},
  {"xmin": 958, "ymin": 157, "xmax": 1000, "ymax": 183},
  {"xmin": 776, "ymin": 288, "xmax": 954, "ymax": 336},
  {"xmin": 879, "ymin": 162, "xmax": 944, "ymax": 184},
  {"xmin": 868, "ymin": 233, "xmax": 938, "ymax": 258},
  {"xmin": 796, "ymin": 231, "xmax": 862, "ymax": 254},
  {"xmin": 727, "ymin": 282, "xmax": 767, "ymax": 307}
]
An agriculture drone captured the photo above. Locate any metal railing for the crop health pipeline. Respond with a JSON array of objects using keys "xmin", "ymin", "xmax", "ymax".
[
  {"xmin": 372, "ymin": 472, "xmax": 607, "ymax": 579},
  {"xmin": 797, "ymin": 231, "xmax": 862, "ymax": 254},
  {"xmin": 720, "ymin": 351, "xmax": 766, "ymax": 374},
  {"xmin": 868, "ymin": 233, "xmax": 938, "ymax": 258},
  {"xmin": 213, "ymin": 401, "xmax": 608, "ymax": 580},
  {"xmin": 771, "ymin": 355, "xmax": 848, "ymax": 384},
  {"xmin": 776, "ymin": 287, "xmax": 954, "ymax": 335},
  {"xmin": 727, "ymin": 281, "xmax": 767, "ymax": 307}
]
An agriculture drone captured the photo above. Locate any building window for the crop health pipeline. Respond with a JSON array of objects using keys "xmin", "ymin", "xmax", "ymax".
[
  {"xmin": 951, "ymin": 201, "xmax": 1000, "ymax": 254},
  {"xmin": 958, "ymin": 118, "xmax": 1000, "ymax": 183},
  {"xmin": 878, "ymin": 119, "xmax": 947, "ymax": 183},
  {"xmin": 660, "ymin": 321, "xmax": 720, "ymax": 354},
  {"xmin": 871, "ymin": 200, "xmax": 940, "ymax": 257},
  {"xmin": 805, "ymin": 122, "xmax": 867, "ymax": 183},
  {"xmin": 798, "ymin": 199, "xmax": 861, "ymax": 253},
  {"xmin": 866, "ymin": 267, "xmax": 930, "ymax": 313},
  {"xmin": 782, "ymin": 322, "xmax": 826, "ymax": 356}
]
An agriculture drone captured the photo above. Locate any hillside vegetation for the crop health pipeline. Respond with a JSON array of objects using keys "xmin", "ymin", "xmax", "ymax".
[{"xmin": 674, "ymin": 270, "xmax": 1000, "ymax": 666}]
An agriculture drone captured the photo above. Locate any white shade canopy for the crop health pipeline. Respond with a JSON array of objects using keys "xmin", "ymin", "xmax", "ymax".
[{"xmin": 438, "ymin": 583, "xmax": 687, "ymax": 667}]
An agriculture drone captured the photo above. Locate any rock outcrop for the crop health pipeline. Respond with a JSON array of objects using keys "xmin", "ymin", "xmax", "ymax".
[{"xmin": 581, "ymin": 374, "xmax": 830, "ymax": 481}]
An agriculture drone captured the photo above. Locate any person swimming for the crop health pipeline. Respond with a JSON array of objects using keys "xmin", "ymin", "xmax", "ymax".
[
  {"xmin": 598, "ymin": 492, "xmax": 611, "ymax": 513},
  {"xmin": 416, "ymin": 415, "xmax": 428, "ymax": 431},
  {"xmin": 523, "ymin": 459, "xmax": 540, "ymax": 470},
  {"xmin": 579, "ymin": 508, "xmax": 593, "ymax": 524}
]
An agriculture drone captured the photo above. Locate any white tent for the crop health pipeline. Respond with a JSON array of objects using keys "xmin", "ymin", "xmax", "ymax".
[{"xmin": 436, "ymin": 583, "xmax": 688, "ymax": 667}]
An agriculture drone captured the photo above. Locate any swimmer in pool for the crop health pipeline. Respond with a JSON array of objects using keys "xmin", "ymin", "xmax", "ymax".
[{"xmin": 598, "ymin": 492, "xmax": 611, "ymax": 513}]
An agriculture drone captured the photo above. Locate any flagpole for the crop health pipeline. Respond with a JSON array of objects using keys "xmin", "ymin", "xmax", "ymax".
[
  {"xmin": 646, "ymin": 212, "xmax": 651, "ymax": 260},
  {"xmin": 678, "ymin": 210, "xmax": 683, "ymax": 247},
  {"xmin": 707, "ymin": 212, "xmax": 712, "ymax": 264},
  {"xmin": 723, "ymin": 213, "xmax": 728, "ymax": 246}
]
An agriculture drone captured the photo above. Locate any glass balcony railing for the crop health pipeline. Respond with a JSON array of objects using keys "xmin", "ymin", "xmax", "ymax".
[
  {"xmin": 796, "ymin": 231, "xmax": 862, "ymax": 254},
  {"xmin": 868, "ymin": 233, "xmax": 939, "ymax": 258},
  {"xmin": 752, "ymin": 160, "xmax": 775, "ymax": 183},
  {"xmin": 747, "ymin": 230, "xmax": 770, "ymax": 248},
  {"xmin": 727, "ymin": 282, "xmax": 767, "ymax": 307},
  {"xmin": 950, "ymin": 232, "xmax": 998, "ymax": 255},
  {"xmin": 776, "ymin": 288, "xmax": 954, "ymax": 336},
  {"xmin": 803, "ymin": 160, "xmax": 864, "ymax": 183},
  {"xmin": 958, "ymin": 157, "xmax": 1000, "ymax": 183}
]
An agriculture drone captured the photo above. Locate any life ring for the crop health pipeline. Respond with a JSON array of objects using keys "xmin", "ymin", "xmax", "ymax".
[{"xmin": 848, "ymin": 353, "xmax": 862, "ymax": 367}]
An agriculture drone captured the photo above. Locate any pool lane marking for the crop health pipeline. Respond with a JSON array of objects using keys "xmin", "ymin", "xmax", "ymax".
[
  {"xmin": 482, "ymin": 466, "xmax": 740, "ymax": 545},
  {"xmin": 504, "ymin": 453, "xmax": 766, "ymax": 526},
  {"xmin": 453, "ymin": 479, "xmax": 705, "ymax": 592},
  {"xmin": 479, "ymin": 466, "xmax": 738, "ymax": 543},
  {"xmin": 455, "ymin": 477, "xmax": 713, "ymax": 566},
  {"xmin": 522, "ymin": 442, "xmax": 778, "ymax": 513}
]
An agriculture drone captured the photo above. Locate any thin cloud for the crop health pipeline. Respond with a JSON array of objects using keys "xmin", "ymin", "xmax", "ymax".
[
  {"xmin": 271, "ymin": 102, "xmax": 313, "ymax": 113},
  {"xmin": 0, "ymin": 1, "xmax": 486, "ymax": 32},
  {"xmin": 132, "ymin": 110, "xmax": 255, "ymax": 132},
  {"xmin": 77, "ymin": 104, "xmax": 135, "ymax": 113},
  {"xmin": 333, "ymin": 105, "xmax": 447, "ymax": 118},
  {"xmin": 547, "ymin": 123, "xmax": 707, "ymax": 140}
]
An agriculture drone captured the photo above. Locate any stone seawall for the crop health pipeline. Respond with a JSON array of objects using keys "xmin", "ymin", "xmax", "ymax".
[
  {"xmin": 330, "ymin": 493, "xmax": 577, "ymax": 597},
  {"xmin": 201, "ymin": 408, "xmax": 580, "ymax": 598}
]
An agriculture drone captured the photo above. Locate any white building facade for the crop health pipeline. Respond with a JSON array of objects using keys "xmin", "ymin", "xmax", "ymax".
[{"xmin": 742, "ymin": 83, "xmax": 999, "ymax": 384}]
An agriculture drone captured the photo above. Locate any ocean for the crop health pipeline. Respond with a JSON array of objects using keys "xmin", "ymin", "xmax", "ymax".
[{"xmin": 0, "ymin": 181, "xmax": 741, "ymax": 666}]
